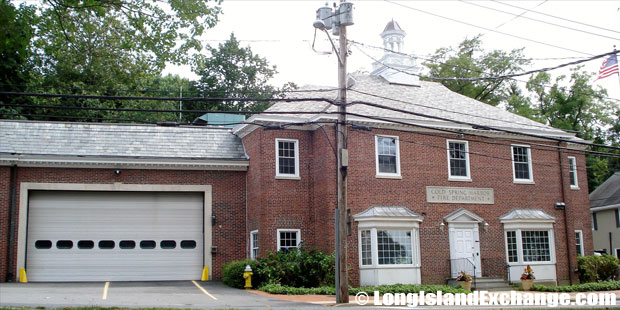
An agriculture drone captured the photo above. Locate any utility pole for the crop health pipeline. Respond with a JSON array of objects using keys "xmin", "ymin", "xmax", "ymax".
[
  {"xmin": 336, "ymin": 21, "xmax": 349, "ymax": 304},
  {"xmin": 314, "ymin": 1, "xmax": 353, "ymax": 304}
]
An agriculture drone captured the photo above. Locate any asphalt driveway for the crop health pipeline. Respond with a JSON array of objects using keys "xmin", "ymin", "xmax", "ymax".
[{"xmin": 0, "ymin": 280, "xmax": 313, "ymax": 309}]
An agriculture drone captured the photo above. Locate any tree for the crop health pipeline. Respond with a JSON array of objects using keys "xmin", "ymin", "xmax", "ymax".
[
  {"xmin": 525, "ymin": 68, "xmax": 618, "ymax": 190},
  {"xmin": 0, "ymin": 1, "xmax": 37, "ymax": 116},
  {"xmin": 425, "ymin": 35, "xmax": 530, "ymax": 106},
  {"xmin": 2, "ymin": 0, "xmax": 221, "ymax": 123},
  {"xmin": 189, "ymin": 33, "xmax": 296, "ymax": 120}
]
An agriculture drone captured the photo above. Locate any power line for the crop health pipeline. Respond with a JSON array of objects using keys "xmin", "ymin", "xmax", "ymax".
[
  {"xmin": 0, "ymin": 84, "xmax": 340, "ymax": 96},
  {"xmin": 3, "ymin": 107, "xmax": 619, "ymax": 159},
  {"xmin": 349, "ymin": 88, "xmax": 558, "ymax": 132},
  {"xmin": 344, "ymin": 111, "xmax": 620, "ymax": 159},
  {"xmin": 385, "ymin": 0, "xmax": 594, "ymax": 56},
  {"xmin": 492, "ymin": 0, "xmax": 620, "ymax": 36},
  {"xmin": 0, "ymin": 91, "xmax": 337, "ymax": 105},
  {"xmin": 350, "ymin": 125, "xmax": 595, "ymax": 172},
  {"xmin": 488, "ymin": 0, "xmax": 548, "ymax": 32},
  {"xmin": 352, "ymin": 43, "xmax": 617, "ymax": 82},
  {"xmin": 348, "ymin": 40, "xmax": 620, "ymax": 103},
  {"xmin": 347, "ymin": 100, "xmax": 620, "ymax": 151},
  {"xmin": 460, "ymin": 0, "xmax": 620, "ymax": 41},
  {"xmin": 3, "ymin": 91, "xmax": 619, "ymax": 152}
]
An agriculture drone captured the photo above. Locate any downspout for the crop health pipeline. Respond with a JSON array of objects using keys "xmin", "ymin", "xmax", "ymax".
[
  {"xmin": 7, "ymin": 165, "xmax": 17, "ymax": 282},
  {"xmin": 558, "ymin": 144, "xmax": 573, "ymax": 285}
]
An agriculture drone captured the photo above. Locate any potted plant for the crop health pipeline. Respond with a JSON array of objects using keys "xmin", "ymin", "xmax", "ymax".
[
  {"xmin": 455, "ymin": 271, "xmax": 472, "ymax": 291},
  {"xmin": 520, "ymin": 265, "xmax": 535, "ymax": 291}
]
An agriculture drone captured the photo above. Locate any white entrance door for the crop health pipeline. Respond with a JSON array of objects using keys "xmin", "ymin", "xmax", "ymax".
[{"xmin": 449, "ymin": 227, "xmax": 481, "ymax": 277}]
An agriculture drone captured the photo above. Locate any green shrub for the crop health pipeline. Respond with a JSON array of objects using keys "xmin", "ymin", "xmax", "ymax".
[
  {"xmin": 221, "ymin": 259, "xmax": 262, "ymax": 289},
  {"xmin": 256, "ymin": 247, "xmax": 335, "ymax": 288},
  {"xmin": 531, "ymin": 280, "xmax": 620, "ymax": 292},
  {"xmin": 258, "ymin": 283, "xmax": 470, "ymax": 295},
  {"xmin": 577, "ymin": 255, "xmax": 619, "ymax": 283}
]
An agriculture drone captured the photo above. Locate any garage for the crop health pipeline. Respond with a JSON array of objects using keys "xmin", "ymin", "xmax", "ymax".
[{"xmin": 25, "ymin": 190, "xmax": 205, "ymax": 282}]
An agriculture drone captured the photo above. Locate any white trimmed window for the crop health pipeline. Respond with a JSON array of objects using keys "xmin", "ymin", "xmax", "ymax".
[
  {"xmin": 277, "ymin": 229, "xmax": 300, "ymax": 251},
  {"xmin": 504, "ymin": 229, "xmax": 555, "ymax": 264},
  {"xmin": 447, "ymin": 140, "xmax": 470, "ymax": 180},
  {"xmin": 511, "ymin": 145, "xmax": 533, "ymax": 183},
  {"xmin": 275, "ymin": 139, "xmax": 299, "ymax": 178},
  {"xmin": 568, "ymin": 156, "xmax": 578, "ymax": 189},
  {"xmin": 375, "ymin": 135, "xmax": 401, "ymax": 177},
  {"xmin": 575, "ymin": 230, "xmax": 583, "ymax": 256},
  {"xmin": 250, "ymin": 230, "xmax": 259, "ymax": 260}
]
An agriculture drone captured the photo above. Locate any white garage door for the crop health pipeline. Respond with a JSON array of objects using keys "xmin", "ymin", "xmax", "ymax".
[{"xmin": 26, "ymin": 191, "xmax": 204, "ymax": 282}]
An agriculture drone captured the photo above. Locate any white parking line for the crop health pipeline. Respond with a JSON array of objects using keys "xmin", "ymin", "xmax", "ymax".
[
  {"xmin": 192, "ymin": 280, "xmax": 217, "ymax": 300},
  {"xmin": 102, "ymin": 282, "xmax": 110, "ymax": 300}
]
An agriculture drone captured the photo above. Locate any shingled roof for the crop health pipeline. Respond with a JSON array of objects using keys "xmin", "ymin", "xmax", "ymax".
[
  {"xmin": 590, "ymin": 172, "xmax": 620, "ymax": 208},
  {"xmin": 0, "ymin": 120, "xmax": 248, "ymax": 169},
  {"xmin": 245, "ymin": 73, "xmax": 573, "ymax": 138}
]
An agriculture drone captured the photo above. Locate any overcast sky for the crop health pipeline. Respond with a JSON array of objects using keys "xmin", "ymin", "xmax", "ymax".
[{"xmin": 165, "ymin": 0, "xmax": 620, "ymax": 101}]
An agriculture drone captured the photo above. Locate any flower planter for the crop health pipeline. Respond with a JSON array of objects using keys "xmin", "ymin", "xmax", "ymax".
[
  {"xmin": 458, "ymin": 281, "xmax": 472, "ymax": 291},
  {"xmin": 521, "ymin": 279, "xmax": 534, "ymax": 291}
]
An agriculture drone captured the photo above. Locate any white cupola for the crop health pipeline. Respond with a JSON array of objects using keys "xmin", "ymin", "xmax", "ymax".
[{"xmin": 371, "ymin": 19, "xmax": 421, "ymax": 86}]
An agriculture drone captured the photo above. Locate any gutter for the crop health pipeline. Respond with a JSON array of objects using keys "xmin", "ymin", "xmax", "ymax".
[
  {"xmin": 558, "ymin": 143, "xmax": 573, "ymax": 285},
  {"xmin": 6, "ymin": 165, "xmax": 17, "ymax": 281}
]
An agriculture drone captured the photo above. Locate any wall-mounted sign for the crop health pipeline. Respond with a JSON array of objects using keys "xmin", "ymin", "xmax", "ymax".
[{"xmin": 426, "ymin": 186, "xmax": 494, "ymax": 204}]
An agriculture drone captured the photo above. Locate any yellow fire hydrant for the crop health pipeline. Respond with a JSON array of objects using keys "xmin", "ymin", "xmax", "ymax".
[{"xmin": 243, "ymin": 265, "xmax": 253, "ymax": 289}]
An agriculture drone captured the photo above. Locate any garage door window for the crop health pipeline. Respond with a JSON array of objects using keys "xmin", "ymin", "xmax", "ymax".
[
  {"xmin": 119, "ymin": 240, "xmax": 136, "ymax": 249},
  {"xmin": 140, "ymin": 240, "xmax": 156, "ymax": 249},
  {"xmin": 98, "ymin": 240, "xmax": 115, "ymax": 249},
  {"xmin": 78, "ymin": 240, "xmax": 94, "ymax": 249},
  {"xmin": 35, "ymin": 240, "xmax": 52, "ymax": 249},
  {"xmin": 161, "ymin": 240, "xmax": 176, "ymax": 249},
  {"xmin": 57, "ymin": 240, "xmax": 73, "ymax": 249},
  {"xmin": 181, "ymin": 240, "xmax": 196, "ymax": 249}
]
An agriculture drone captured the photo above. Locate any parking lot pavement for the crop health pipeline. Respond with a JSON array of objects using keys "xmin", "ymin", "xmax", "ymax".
[{"xmin": 0, "ymin": 281, "xmax": 315, "ymax": 309}]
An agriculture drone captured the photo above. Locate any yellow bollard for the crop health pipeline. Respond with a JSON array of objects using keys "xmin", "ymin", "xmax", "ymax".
[
  {"xmin": 19, "ymin": 268, "xmax": 27, "ymax": 283},
  {"xmin": 201, "ymin": 266, "xmax": 209, "ymax": 281},
  {"xmin": 243, "ymin": 265, "xmax": 253, "ymax": 289}
]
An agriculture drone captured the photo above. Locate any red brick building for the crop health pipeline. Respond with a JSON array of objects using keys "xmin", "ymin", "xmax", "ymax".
[{"xmin": 0, "ymin": 20, "xmax": 591, "ymax": 286}]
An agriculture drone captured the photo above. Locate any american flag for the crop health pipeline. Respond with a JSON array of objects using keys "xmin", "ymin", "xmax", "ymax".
[{"xmin": 597, "ymin": 53, "xmax": 619, "ymax": 80}]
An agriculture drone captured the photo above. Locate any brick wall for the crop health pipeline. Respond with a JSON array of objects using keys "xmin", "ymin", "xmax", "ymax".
[
  {"xmin": 243, "ymin": 126, "xmax": 592, "ymax": 286},
  {"xmin": 0, "ymin": 167, "xmax": 246, "ymax": 282}
]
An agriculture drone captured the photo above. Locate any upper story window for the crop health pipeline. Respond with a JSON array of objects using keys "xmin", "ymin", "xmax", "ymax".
[
  {"xmin": 592, "ymin": 212, "xmax": 598, "ymax": 231},
  {"xmin": 568, "ymin": 156, "xmax": 578, "ymax": 189},
  {"xmin": 511, "ymin": 145, "xmax": 533, "ymax": 183},
  {"xmin": 375, "ymin": 135, "xmax": 401, "ymax": 178},
  {"xmin": 447, "ymin": 140, "xmax": 470, "ymax": 180},
  {"xmin": 275, "ymin": 139, "xmax": 299, "ymax": 179}
]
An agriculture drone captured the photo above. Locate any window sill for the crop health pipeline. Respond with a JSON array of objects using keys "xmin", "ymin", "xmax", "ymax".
[
  {"xmin": 448, "ymin": 177, "xmax": 472, "ymax": 182},
  {"xmin": 570, "ymin": 186, "xmax": 580, "ymax": 190},
  {"xmin": 275, "ymin": 175, "xmax": 301, "ymax": 180},
  {"xmin": 376, "ymin": 174, "xmax": 402, "ymax": 179},
  {"xmin": 506, "ymin": 261, "xmax": 554, "ymax": 266},
  {"xmin": 513, "ymin": 179, "xmax": 535, "ymax": 185},
  {"xmin": 360, "ymin": 264, "xmax": 419, "ymax": 269}
]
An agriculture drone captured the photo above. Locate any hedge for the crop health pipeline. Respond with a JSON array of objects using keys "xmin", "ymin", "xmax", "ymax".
[
  {"xmin": 259, "ymin": 283, "xmax": 470, "ymax": 295},
  {"xmin": 531, "ymin": 281, "xmax": 620, "ymax": 292}
]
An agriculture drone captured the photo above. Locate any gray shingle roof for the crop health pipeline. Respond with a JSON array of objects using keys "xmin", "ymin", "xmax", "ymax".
[
  {"xmin": 590, "ymin": 172, "xmax": 620, "ymax": 208},
  {"xmin": 262, "ymin": 74, "xmax": 570, "ymax": 136},
  {"xmin": 499, "ymin": 209, "xmax": 555, "ymax": 222},
  {"xmin": 0, "ymin": 120, "xmax": 247, "ymax": 160}
]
